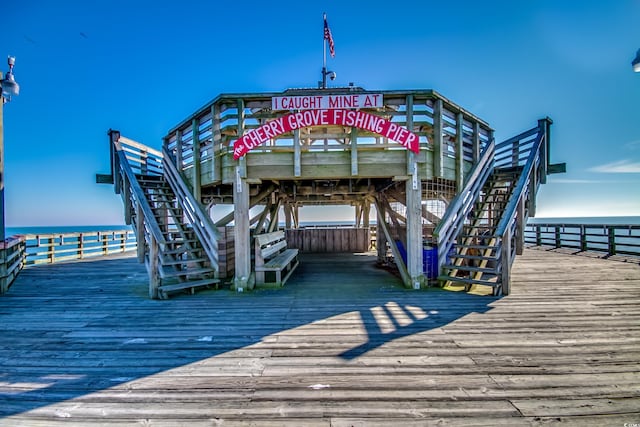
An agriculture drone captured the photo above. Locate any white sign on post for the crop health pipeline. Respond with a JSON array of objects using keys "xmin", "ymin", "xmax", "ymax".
[{"xmin": 272, "ymin": 94, "xmax": 383, "ymax": 110}]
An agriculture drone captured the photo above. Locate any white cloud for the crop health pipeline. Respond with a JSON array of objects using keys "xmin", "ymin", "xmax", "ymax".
[{"xmin": 589, "ymin": 160, "xmax": 640, "ymax": 173}]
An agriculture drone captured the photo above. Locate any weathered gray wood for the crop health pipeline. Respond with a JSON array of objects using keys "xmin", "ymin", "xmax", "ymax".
[{"xmin": 4, "ymin": 240, "xmax": 638, "ymax": 424}]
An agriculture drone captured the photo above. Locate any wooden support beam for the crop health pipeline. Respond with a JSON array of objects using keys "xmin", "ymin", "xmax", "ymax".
[
  {"xmin": 210, "ymin": 104, "xmax": 220, "ymax": 182},
  {"xmin": 294, "ymin": 128, "xmax": 301, "ymax": 177},
  {"xmin": 233, "ymin": 165, "xmax": 252, "ymax": 291},
  {"xmin": 350, "ymin": 127, "xmax": 358, "ymax": 176},
  {"xmin": 473, "ymin": 122, "xmax": 481, "ymax": 162},
  {"xmin": 192, "ymin": 118, "xmax": 201, "ymax": 201},
  {"xmin": 175, "ymin": 129, "xmax": 183, "ymax": 172},
  {"xmin": 455, "ymin": 111, "xmax": 464, "ymax": 190},
  {"xmin": 405, "ymin": 94, "xmax": 424, "ymax": 288},
  {"xmin": 433, "ymin": 98, "xmax": 444, "ymax": 178},
  {"xmin": 516, "ymin": 196, "xmax": 525, "ymax": 255},
  {"xmin": 136, "ymin": 202, "xmax": 145, "ymax": 263},
  {"xmin": 376, "ymin": 202, "xmax": 387, "ymax": 263},
  {"xmin": 375, "ymin": 198, "xmax": 410, "ymax": 287},
  {"xmin": 148, "ymin": 233, "xmax": 159, "ymax": 299},
  {"xmin": 362, "ymin": 201, "xmax": 371, "ymax": 228}
]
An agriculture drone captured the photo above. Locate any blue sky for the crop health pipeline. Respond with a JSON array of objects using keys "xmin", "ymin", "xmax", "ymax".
[{"xmin": 2, "ymin": 0, "xmax": 639, "ymax": 226}]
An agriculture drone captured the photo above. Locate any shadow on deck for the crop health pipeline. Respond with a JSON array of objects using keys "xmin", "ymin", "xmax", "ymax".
[{"xmin": 1, "ymin": 250, "xmax": 639, "ymax": 425}]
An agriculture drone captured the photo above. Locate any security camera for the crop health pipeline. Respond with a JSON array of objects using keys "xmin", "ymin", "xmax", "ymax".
[{"xmin": 329, "ymin": 71, "xmax": 336, "ymax": 81}]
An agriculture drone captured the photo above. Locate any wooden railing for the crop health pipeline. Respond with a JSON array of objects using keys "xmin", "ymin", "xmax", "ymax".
[
  {"xmin": 162, "ymin": 148, "xmax": 220, "ymax": 270},
  {"xmin": 434, "ymin": 139, "xmax": 495, "ymax": 269},
  {"xmin": 1, "ymin": 230, "xmax": 137, "ymax": 294},
  {"xmin": 492, "ymin": 118, "xmax": 551, "ymax": 294},
  {"xmin": 525, "ymin": 223, "xmax": 640, "ymax": 258},
  {"xmin": 0, "ymin": 236, "xmax": 27, "ymax": 293},
  {"xmin": 110, "ymin": 131, "xmax": 167, "ymax": 259},
  {"xmin": 22, "ymin": 230, "xmax": 136, "ymax": 266}
]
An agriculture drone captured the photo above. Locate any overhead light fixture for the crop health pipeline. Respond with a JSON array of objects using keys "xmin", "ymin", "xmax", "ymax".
[
  {"xmin": 633, "ymin": 49, "xmax": 640, "ymax": 73},
  {"xmin": 1, "ymin": 56, "xmax": 20, "ymax": 99}
]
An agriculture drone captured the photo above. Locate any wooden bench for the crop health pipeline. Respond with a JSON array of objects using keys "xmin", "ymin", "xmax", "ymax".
[{"xmin": 254, "ymin": 231, "xmax": 299, "ymax": 287}]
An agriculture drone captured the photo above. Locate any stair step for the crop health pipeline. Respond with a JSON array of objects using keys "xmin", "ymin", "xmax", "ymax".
[
  {"xmin": 450, "ymin": 253, "xmax": 496, "ymax": 261},
  {"xmin": 438, "ymin": 274, "xmax": 499, "ymax": 288},
  {"xmin": 455, "ymin": 243, "xmax": 498, "ymax": 250},
  {"xmin": 160, "ymin": 266, "xmax": 216, "ymax": 279},
  {"xmin": 443, "ymin": 264, "xmax": 495, "ymax": 274},
  {"xmin": 163, "ymin": 247, "xmax": 203, "ymax": 256},
  {"xmin": 162, "ymin": 257, "xmax": 208, "ymax": 266},
  {"xmin": 158, "ymin": 278, "xmax": 221, "ymax": 299}
]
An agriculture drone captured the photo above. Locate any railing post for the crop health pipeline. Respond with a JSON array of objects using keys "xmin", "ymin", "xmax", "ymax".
[
  {"xmin": 433, "ymin": 98, "xmax": 444, "ymax": 178},
  {"xmin": 102, "ymin": 233, "xmax": 108, "ymax": 255},
  {"xmin": 608, "ymin": 226, "xmax": 616, "ymax": 256},
  {"xmin": 148, "ymin": 234, "xmax": 160, "ymax": 299},
  {"xmin": 500, "ymin": 230, "xmax": 511, "ymax": 296},
  {"xmin": 48, "ymin": 236, "xmax": 54, "ymax": 264},
  {"xmin": 136, "ymin": 203, "xmax": 145, "ymax": 263},
  {"xmin": 0, "ymin": 244, "xmax": 7, "ymax": 294},
  {"xmin": 555, "ymin": 226, "xmax": 561, "ymax": 248},
  {"xmin": 580, "ymin": 225, "xmax": 587, "ymax": 252},
  {"xmin": 78, "ymin": 233, "xmax": 84, "ymax": 259},
  {"xmin": 516, "ymin": 197, "xmax": 525, "ymax": 255},
  {"xmin": 536, "ymin": 225, "xmax": 541, "ymax": 246}
]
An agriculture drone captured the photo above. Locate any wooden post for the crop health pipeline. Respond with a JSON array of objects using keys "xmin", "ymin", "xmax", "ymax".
[
  {"xmin": 455, "ymin": 111, "xmax": 464, "ymax": 190},
  {"xmin": 192, "ymin": 118, "xmax": 201, "ymax": 201},
  {"xmin": 355, "ymin": 203, "xmax": 362, "ymax": 228},
  {"xmin": 608, "ymin": 226, "xmax": 616, "ymax": 256},
  {"xmin": 293, "ymin": 128, "xmax": 301, "ymax": 177},
  {"xmin": 175, "ymin": 129, "xmax": 183, "ymax": 172},
  {"xmin": 136, "ymin": 202, "xmax": 145, "ymax": 263},
  {"xmin": 555, "ymin": 226, "xmax": 561, "ymax": 248},
  {"xmin": 580, "ymin": 225, "xmax": 587, "ymax": 252},
  {"xmin": 363, "ymin": 201, "xmax": 371, "ymax": 229},
  {"xmin": 233, "ymin": 165, "xmax": 252, "ymax": 291},
  {"xmin": 433, "ymin": 98, "xmax": 444, "ymax": 178},
  {"xmin": 284, "ymin": 204, "xmax": 292, "ymax": 229},
  {"xmin": 500, "ymin": 229, "xmax": 511, "ymax": 296},
  {"xmin": 148, "ymin": 233, "xmax": 159, "ymax": 299},
  {"xmin": 405, "ymin": 95, "xmax": 424, "ymax": 288},
  {"xmin": 472, "ymin": 122, "xmax": 481, "ymax": 162},
  {"xmin": 0, "ymin": 246, "xmax": 6, "ymax": 294},
  {"xmin": 376, "ymin": 202, "xmax": 387, "ymax": 263},
  {"xmin": 351, "ymin": 127, "xmax": 358, "ymax": 176},
  {"xmin": 102, "ymin": 233, "xmax": 108, "ymax": 255},
  {"xmin": 48, "ymin": 237, "xmax": 54, "ymax": 264},
  {"xmin": 78, "ymin": 233, "xmax": 84, "ymax": 259},
  {"xmin": 536, "ymin": 225, "xmax": 541, "ymax": 246},
  {"xmin": 516, "ymin": 197, "xmax": 525, "ymax": 255}
]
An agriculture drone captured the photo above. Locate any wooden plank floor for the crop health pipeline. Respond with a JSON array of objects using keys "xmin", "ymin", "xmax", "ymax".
[{"xmin": 1, "ymin": 249, "xmax": 639, "ymax": 426}]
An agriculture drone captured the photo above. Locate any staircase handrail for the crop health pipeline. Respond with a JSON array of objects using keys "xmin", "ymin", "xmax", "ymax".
[
  {"xmin": 434, "ymin": 139, "xmax": 495, "ymax": 269},
  {"xmin": 494, "ymin": 128, "xmax": 545, "ymax": 238},
  {"xmin": 162, "ymin": 148, "xmax": 221, "ymax": 270},
  {"xmin": 112, "ymin": 140, "xmax": 167, "ymax": 249}
]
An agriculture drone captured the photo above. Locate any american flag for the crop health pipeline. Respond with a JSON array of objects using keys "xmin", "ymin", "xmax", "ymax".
[{"xmin": 324, "ymin": 14, "xmax": 335, "ymax": 58}]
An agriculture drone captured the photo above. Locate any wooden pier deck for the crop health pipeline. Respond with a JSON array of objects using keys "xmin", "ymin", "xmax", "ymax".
[{"xmin": 1, "ymin": 250, "xmax": 639, "ymax": 426}]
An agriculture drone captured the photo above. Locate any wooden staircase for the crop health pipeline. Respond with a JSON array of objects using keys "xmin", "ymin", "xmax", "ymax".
[
  {"xmin": 137, "ymin": 175, "xmax": 219, "ymax": 299},
  {"xmin": 435, "ymin": 118, "xmax": 563, "ymax": 296},
  {"xmin": 104, "ymin": 131, "xmax": 221, "ymax": 299},
  {"xmin": 439, "ymin": 171, "xmax": 519, "ymax": 295}
]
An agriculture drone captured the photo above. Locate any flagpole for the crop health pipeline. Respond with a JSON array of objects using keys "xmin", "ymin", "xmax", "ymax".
[{"xmin": 322, "ymin": 13, "xmax": 327, "ymax": 89}]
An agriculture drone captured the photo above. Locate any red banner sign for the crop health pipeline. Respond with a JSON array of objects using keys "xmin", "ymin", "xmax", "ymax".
[{"xmin": 233, "ymin": 109, "xmax": 418, "ymax": 159}]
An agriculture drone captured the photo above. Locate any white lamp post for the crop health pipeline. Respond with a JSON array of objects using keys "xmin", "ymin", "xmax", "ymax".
[{"xmin": 1, "ymin": 56, "xmax": 20, "ymax": 245}]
